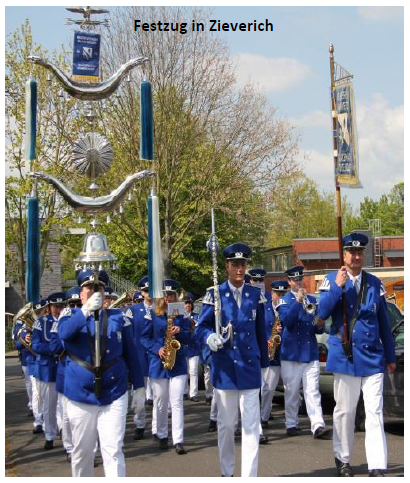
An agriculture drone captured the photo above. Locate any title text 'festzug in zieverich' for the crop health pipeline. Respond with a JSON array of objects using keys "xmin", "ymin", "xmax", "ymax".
[{"xmin": 134, "ymin": 19, "xmax": 274, "ymax": 35}]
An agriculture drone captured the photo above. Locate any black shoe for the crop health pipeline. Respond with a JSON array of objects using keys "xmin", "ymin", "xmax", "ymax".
[
  {"xmin": 33, "ymin": 425, "xmax": 43, "ymax": 434},
  {"xmin": 134, "ymin": 428, "xmax": 145, "ymax": 440},
  {"xmin": 152, "ymin": 433, "xmax": 159, "ymax": 441},
  {"xmin": 205, "ymin": 397, "xmax": 212, "ymax": 405},
  {"xmin": 66, "ymin": 453, "xmax": 72, "ymax": 463},
  {"xmin": 190, "ymin": 396, "xmax": 199, "ymax": 402},
  {"xmin": 369, "ymin": 470, "xmax": 385, "ymax": 477},
  {"xmin": 183, "ymin": 394, "xmax": 189, "ymax": 400},
  {"xmin": 234, "ymin": 428, "xmax": 241, "ymax": 439},
  {"xmin": 175, "ymin": 443, "xmax": 187, "ymax": 455},
  {"xmin": 44, "ymin": 440, "xmax": 54, "ymax": 450},
  {"xmin": 208, "ymin": 420, "xmax": 217, "ymax": 432},
  {"xmin": 261, "ymin": 420, "xmax": 268, "ymax": 429},
  {"xmin": 146, "ymin": 399, "xmax": 153, "ymax": 406},
  {"xmin": 27, "ymin": 409, "xmax": 34, "ymax": 417},
  {"xmin": 259, "ymin": 434, "xmax": 269, "ymax": 445},
  {"xmin": 286, "ymin": 427, "xmax": 299, "ymax": 437},
  {"xmin": 313, "ymin": 427, "xmax": 331, "ymax": 440},
  {"xmin": 159, "ymin": 438, "xmax": 168, "ymax": 450},
  {"xmin": 269, "ymin": 414, "xmax": 274, "ymax": 421},
  {"xmin": 335, "ymin": 458, "xmax": 353, "ymax": 477},
  {"xmin": 59, "ymin": 429, "xmax": 62, "ymax": 440}
]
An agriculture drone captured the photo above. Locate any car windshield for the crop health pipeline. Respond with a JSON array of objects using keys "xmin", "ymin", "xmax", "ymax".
[{"xmin": 386, "ymin": 301, "xmax": 403, "ymax": 330}]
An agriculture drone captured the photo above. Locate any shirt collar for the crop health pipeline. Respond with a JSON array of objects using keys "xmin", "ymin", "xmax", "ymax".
[
  {"xmin": 347, "ymin": 271, "xmax": 362, "ymax": 285},
  {"xmin": 228, "ymin": 280, "xmax": 244, "ymax": 295}
]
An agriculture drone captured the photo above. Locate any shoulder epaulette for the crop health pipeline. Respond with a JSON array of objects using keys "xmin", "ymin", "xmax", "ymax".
[
  {"xmin": 122, "ymin": 314, "xmax": 132, "ymax": 327},
  {"xmin": 202, "ymin": 290, "xmax": 215, "ymax": 306},
  {"xmin": 276, "ymin": 298, "xmax": 287, "ymax": 307},
  {"xmin": 259, "ymin": 291, "xmax": 267, "ymax": 304},
  {"xmin": 380, "ymin": 281, "xmax": 387, "ymax": 296},
  {"xmin": 50, "ymin": 321, "xmax": 59, "ymax": 333},
  {"xmin": 319, "ymin": 276, "xmax": 330, "ymax": 291},
  {"xmin": 144, "ymin": 308, "xmax": 152, "ymax": 320},
  {"xmin": 59, "ymin": 307, "xmax": 72, "ymax": 320},
  {"xmin": 33, "ymin": 319, "xmax": 42, "ymax": 330},
  {"xmin": 124, "ymin": 308, "xmax": 133, "ymax": 319}
]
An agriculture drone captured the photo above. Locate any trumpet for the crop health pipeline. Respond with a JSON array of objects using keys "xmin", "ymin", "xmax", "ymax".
[
  {"xmin": 108, "ymin": 291, "xmax": 133, "ymax": 309},
  {"xmin": 298, "ymin": 289, "xmax": 316, "ymax": 315}
]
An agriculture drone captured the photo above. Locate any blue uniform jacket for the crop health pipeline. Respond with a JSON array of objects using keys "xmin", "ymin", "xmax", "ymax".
[
  {"xmin": 140, "ymin": 309, "xmax": 191, "ymax": 379},
  {"xmin": 124, "ymin": 303, "xmax": 149, "ymax": 377},
  {"xmin": 50, "ymin": 320, "xmax": 67, "ymax": 394},
  {"xmin": 31, "ymin": 315, "xmax": 59, "ymax": 382},
  {"xmin": 58, "ymin": 307, "xmax": 144, "ymax": 406},
  {"xmin": 195, "ymin": 281, "xmax": 269, "ymax": 390},
  {"xmin": 277, "ymin": 292, "xmax": 323, "ymax": 363},
  {"xmin": 186, "ymin": 312, "xmax": 201, "ymax": 358},
  {"xmin": 318, "ymin": 271, "xmax": 396, "ymax": 377}
]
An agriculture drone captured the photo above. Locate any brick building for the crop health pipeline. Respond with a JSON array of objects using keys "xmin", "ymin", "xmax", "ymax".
[{"xmin": 261, "ymin": 234, "xmax": 404, "ymax": 302}]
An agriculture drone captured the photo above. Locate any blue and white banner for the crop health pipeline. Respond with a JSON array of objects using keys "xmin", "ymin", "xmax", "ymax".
[
  {"xmin": 72, "ymin": 31, "xmax": 100, "ymax": 82},
  {"xmin": 334, "ymin": 81, "xmax": 362, "ymax": 188}
]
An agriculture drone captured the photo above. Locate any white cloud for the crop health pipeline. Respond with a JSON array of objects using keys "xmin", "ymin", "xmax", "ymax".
[
  {"xmin": 300, "ymin": 93, "xmax": 403, "ymax": 208},
  {"xmin": 234, "ymin": 53, "xmax": 310, "ymax": 93},
  {"xmin": 289, "ymin": 110, "xmax": 330, "ymax": 129},
  {"xmin": 357, "ymin": 6, "xmax": 403, "ymax": 22}
]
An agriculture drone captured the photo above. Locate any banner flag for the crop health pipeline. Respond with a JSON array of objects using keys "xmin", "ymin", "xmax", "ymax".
[
  {"xmin": 334, "ymin": 80, "xmax": 362, "ymax": 188},
  {"xmin": 72, "ymin": 31, "xmax": 100, "ymax": 82}
]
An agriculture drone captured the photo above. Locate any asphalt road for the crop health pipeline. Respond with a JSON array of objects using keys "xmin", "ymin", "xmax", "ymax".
[{"xmin": 5, "ymin": 356, "xmax": 404, "ymax": 477}]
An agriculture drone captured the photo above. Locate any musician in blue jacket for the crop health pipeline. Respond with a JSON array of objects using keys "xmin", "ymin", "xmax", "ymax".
[
  {"xmin": 50, "ymin": 287, "xmax": 82, "ymax": 462},
  {"xmin": 276, "ymin": 266, "xmax": 327, "ymax": 439},
  {"xmin": 260, "ymin": 280, "xmax": 288, "ymax": 427},
  {"xmin": 318, "ymin": 232, "xmax": 396, "ymax": 477},
  {"xmin": 124, "ymin": 276, "xmax": 151, "ymax": 441},
  {"xmin": 195, "ymin": 242, "xmax": 269, "ymax": 477},
  {"xmin": 140, "ymin": 279, "xmax": 191, "ymax": 455},
  {"xmin": 32, "ymin": 292, "xmax": 66, "ymax": 450},
  {"xmin": 58, "ymin": 269, "xmax": 145, "ymax": 477}
]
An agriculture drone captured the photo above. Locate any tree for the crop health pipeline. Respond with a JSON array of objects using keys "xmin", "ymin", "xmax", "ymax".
[
  {"xmin": 267, "ymin": 172, "xmax": 357, "ymax": 247},
  {"xmin": 94, "ymin": 6, "xmax": 299, "ymax": 290},
  {"xmin": 354, "ymin": 183, "xmax": 404, "ymax": 235}
]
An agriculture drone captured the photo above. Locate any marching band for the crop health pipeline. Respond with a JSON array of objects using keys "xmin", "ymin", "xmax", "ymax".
[{"xmin": 11, "ymin": 233, "xmax": 396, "ymax": 477}]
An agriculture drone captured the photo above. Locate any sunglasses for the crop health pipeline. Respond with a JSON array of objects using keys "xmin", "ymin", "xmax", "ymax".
[{"xmin": 69, "ymin": 302, "xmax": 82, "ymax": 308}]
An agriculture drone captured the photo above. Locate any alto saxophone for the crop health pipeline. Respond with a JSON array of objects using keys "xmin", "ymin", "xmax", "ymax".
[
  {"xmin": 268, "ymin": 319, "xmax": 282, "ymax": 361},
  {"xmin": 162, "ymin": 312, "xmax": 181, "ymax": 370}
]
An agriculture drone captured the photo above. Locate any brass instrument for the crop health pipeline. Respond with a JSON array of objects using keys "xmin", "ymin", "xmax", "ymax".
[
  {"xmin": 299, "ymin": 288, "xmax": 316, "ymax": 315},
  {"xmin": 268, "ymin": 320, "xmax": 282, "ymax": 361},
  {"xmin": 108, "ymin": 291, "xmax": 133, "ymax": 309},
  {"xmin": 162, "ymin": 312, "xmax": 181, "ymax": 370},
  {"xmin": 13, "ymin": 302, "xmax": 38, "ymax": 355}
]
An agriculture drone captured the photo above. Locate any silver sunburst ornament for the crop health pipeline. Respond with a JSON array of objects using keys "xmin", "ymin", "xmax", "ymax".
[{"xmin": 72, "ymin": 132, "xmax": 113, "ymax": 178}]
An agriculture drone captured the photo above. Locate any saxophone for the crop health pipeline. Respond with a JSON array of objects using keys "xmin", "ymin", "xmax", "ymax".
[
  {"xmin": 162, "ymin": 312, "xmax": 181, "ymax": 370},
  {"xmin": 268, "ymin": 318, "xmax": 282, "ymax": 361}
]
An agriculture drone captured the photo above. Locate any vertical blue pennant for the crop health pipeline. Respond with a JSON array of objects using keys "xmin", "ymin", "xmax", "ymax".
[
  {"xmin": 26, "ymin": 197, "xmax": 41, "ymax": 304},
  {"xmin": 140, "ymin": 80, "xmax": 154, "ymax": 160},
  {"xmin": 25, "ymin": 78, "xmax": 37, "ymax": 161},
  {"xmin": 147, "ymin": 195, "xmax": 154, "ymax": 298}
]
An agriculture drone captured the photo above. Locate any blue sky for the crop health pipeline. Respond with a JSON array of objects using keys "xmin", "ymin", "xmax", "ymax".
[{"xmin": 5, "ymin": 5, "xmax": 404, "ymax": 211}]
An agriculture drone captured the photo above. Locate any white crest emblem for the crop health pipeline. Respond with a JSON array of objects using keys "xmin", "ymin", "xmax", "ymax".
[
  {"xmin": 252, "ymin": 309, "xmax": 256, "ymax": 320},
  {"xmin": 245, "ymin": 292, "xmax": 249, "ymax": 297},
  {"xmin": 352, "ymin": 240, "xmax": 360, "ymax": 247},
  {"xmin": 235, "ymin": 252, "xmax": 243, "ymax": 258}
]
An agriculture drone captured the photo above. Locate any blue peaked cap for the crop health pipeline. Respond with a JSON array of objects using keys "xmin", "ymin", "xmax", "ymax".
[
  {"xmin": 343, "ymin": 232, "xmax": 368, "ymax": 249},
  {"xmin": 137, "ymin": 276, "xmax": 149, "ymax": 290},
  {"xmin": 285, "ymin": 265, "xmax": 305, "ymax": 279},
  {"xmin": 133, "ymin": 291, "xmax": 143, "ymax": 302},
  {"xmin": 163, "ymin": 279, "xmax": 180, "ymax": 292},
  {"xmin": 271, "ymin": 280, "xmax": 290, "ymax": 292},
  {"xmin": 77, "ymin": 269, "xmax": 108, "ymax": 287},
  {"xmin": 223, "ymin": 242, "xmax": 252, "ymax": 261},
  {"xmin": 66, "ymin": 286, "xmax": 81, "ymax": 301},
  {"xmin": 47, "ymin": 292, "xmax": 66, "ymax": 305},
  {"xmin": 34, "ymin": 298, "xmax": 48, "ymax": 311},
  {"xmin": 248, "ymin": 268, "xmax": 266, "ymax": 279}
]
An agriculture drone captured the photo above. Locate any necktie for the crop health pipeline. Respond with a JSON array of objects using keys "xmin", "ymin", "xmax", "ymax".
[
  {"xmin": 234, "ymin": 288, "xmax": 241, "ymax": 309},
  {"xmin": 354, "ymin": 278, "xmax": 360, "ymax": 295}
]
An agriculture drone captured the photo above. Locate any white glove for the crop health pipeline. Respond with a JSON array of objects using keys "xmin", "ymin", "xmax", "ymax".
[
  {"xmin": 131, "ymin": 387, "xmax": 146, "ymax": 413},
  {"xmin": 81, "ymin": 292, "xmax": 102, "ymax": 318},
  {"xmin": 207, "ymin": 333, "xmax": 224, "ymax": 352}
]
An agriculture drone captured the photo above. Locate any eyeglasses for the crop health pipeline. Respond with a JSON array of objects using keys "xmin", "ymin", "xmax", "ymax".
[{"xmin": 69, "ymin": 302, "xmax": 82, "ymax": 308}]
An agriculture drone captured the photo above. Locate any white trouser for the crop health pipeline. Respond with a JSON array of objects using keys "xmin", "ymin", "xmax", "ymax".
[
  {"xmin": 187, "ymin": 356, "xmax": 199, "ymax": 397},
  {"xmin": 333, "ymin": 372, "xmax": 387, "ymax": 470},
  {"xmin": 204, "ymin": 364, "xmax": 213, "ymax": 399},
  {"xmin": 215, "ymin": 388, "xmax": 260, "ymax": 477},
  {"xmin": 260, "ymin": 366, "xmax": 281, "ymax": 422},
  {"xmin": 146, "ymin": 377, "xmax": 153, "ymax": 401},
  {"xmin": 67, "ymin": 391, "xmax": 128, "ymax": 477},
  {"xmin": 133, "ymin": 377, "xmax": 147, "ymax": 429},
  {"xmin": 21, "ymin": 365, "xmax": 33, "ymax": 410},
  {"xmin": 281, "ymin": 360, "xmax": 325, "ymax": 433},
  {"xmin": 38, "ymin": 380, "xmax": 58, "ymax": 441},
  {"xmin": 151, "ymin": 375, "xmax": 186, "ymax": 445},
  {"xmin": 57, "ymin": 392, "xmax": 63, "ymax": 432},
  {"xmin": 210, "ymin": 388, "xmax": 218, "ymax": 421},
  {"xmin": 31, "ymin": 376, "xmax": 43, "ymax": 427},
  {"xmin": 59, "ymin": 394, "xmax": 73, "ymax": 453}
]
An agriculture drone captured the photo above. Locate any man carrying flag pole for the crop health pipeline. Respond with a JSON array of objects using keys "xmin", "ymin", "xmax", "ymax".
[{"xmin": 318, "ymin": 44, "xmax": 396, "ymax": 477}]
